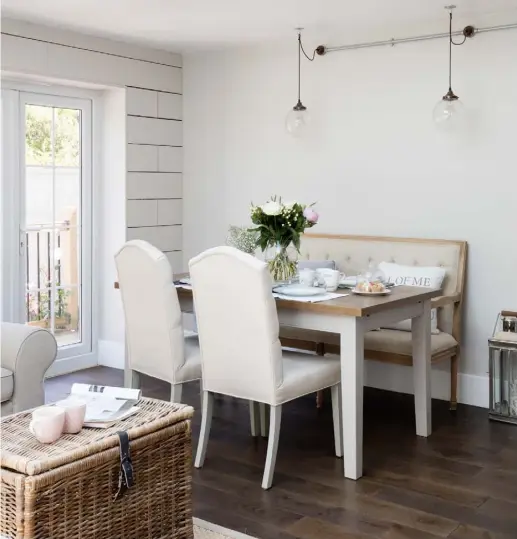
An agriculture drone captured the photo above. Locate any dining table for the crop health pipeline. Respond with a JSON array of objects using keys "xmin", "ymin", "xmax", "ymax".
[
  {"xmin": 115, "ymin": 276, "xmax": 440, "ymax": 479},
  {"xmin": 172, "ymin": 279, "xmax": 441, "ymax": 480}
]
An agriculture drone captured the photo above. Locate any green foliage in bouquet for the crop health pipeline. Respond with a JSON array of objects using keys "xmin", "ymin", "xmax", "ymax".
[{"xmin": 250, "ymin": 196, "xmax": 319, "ymax": 253}]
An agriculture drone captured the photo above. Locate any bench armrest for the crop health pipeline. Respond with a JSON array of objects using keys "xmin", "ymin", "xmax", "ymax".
[{"xmin": 431, "ymin": 293, "xmax": 461, "ymax": 308}]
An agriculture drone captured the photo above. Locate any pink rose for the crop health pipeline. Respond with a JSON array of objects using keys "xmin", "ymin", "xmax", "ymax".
[{"xmin": 303, "ymin": 207, "xmax": 319, "ymax": 224}]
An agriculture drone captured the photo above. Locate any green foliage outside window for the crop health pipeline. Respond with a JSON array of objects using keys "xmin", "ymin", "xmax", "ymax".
[{"xmin": 25, "ymin": 105, "xmax": 80, "ymax": 167}]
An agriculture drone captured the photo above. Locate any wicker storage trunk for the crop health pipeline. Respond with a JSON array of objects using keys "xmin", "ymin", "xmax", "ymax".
[{"xmin": 0, "ymin": 398, "xmax": 194, "ymax": 539}]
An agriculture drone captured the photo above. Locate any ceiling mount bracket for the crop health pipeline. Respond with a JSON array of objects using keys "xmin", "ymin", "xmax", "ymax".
[{"xmin": 463, "ymin": 25, "xmax": 475, "ymax": 38}]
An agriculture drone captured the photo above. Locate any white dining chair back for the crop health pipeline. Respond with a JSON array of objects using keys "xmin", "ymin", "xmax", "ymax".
[
  {"xmin": 189, "ymin": 246, "xmax": 343, "ymax": 489},
  {"xmin": 115, "ymin": 240, "xmax": 186, "ymax": 386},
  {"xmin": 189, "ymin": 246, "xmax": 283, "ymax": 404}
]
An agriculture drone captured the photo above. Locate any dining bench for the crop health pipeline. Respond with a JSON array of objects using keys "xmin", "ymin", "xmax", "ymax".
[{"xmin": 279, "ymin": 233, "xmax": 467, "ymax": 409}]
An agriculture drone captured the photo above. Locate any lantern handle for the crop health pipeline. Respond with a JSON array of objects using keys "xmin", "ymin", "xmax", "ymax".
[{"xmin": 501, "ymin": 310, "xmax": 517, "ymax": 317}]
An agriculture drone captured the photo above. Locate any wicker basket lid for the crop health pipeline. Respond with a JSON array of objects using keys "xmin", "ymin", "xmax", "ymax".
[{"xmin": 1, "ymin": 398, "xmax": 194, "ymax": 476}]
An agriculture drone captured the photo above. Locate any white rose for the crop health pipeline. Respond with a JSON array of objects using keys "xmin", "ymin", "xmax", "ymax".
[{"xmin": 261, "ymin": 201, "xmax": 282, "ymax": 216}]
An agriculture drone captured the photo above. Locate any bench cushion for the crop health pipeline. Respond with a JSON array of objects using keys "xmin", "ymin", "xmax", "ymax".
[
  {"xmin": 279, "ymin": 327, "xmax": 457, "ymax": 357},
  {"xmin": 1, "ymin": 367, "xmax": 14, "ymax": 403}
]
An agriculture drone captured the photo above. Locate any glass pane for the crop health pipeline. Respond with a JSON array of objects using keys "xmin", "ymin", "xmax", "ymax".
[
  {"xmin": 25, "ymin": 228, "xmax": 53, "ymax": 291},
  {"xmin": 54, "ymin": 227, "xmax": 81, "ymax": 287},
  {"xmin": 23, "ymin": 102, "xmax": 84, "ymax": 350},
  {"xmin": 54, "ymin": 287, "xmax": 81, "ymax": 347},
  {"xmin": 25, "ymin": 166, "xmax": 53, "ymax": 227},
  {"xmin": 55, "ymin": 166, "xmax": 81, "ymax": 225},
  {"xmin": 25, "ymin": 105, "xmax": 53, "ymax": 166},
  {"xmin": 510, "ymin": 351, "xmax": 517, "ymax": 418},
  {"xmin": 54, "ymin": 108, "xmax": 80, "ymax": 167},
  {"xmin": 25, "ymin": 288, "xmax": 52, "ymax": 326}
]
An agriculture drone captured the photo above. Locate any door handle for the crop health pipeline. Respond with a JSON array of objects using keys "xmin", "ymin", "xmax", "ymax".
[{"xmin": 19, "ymin": 231, "xmax": 25, "ymax": 255}]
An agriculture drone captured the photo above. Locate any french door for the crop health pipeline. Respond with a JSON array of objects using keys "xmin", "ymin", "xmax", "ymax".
[{"xmin": 2, "ymin": 88, "xmax": 93, "ymax": 364}]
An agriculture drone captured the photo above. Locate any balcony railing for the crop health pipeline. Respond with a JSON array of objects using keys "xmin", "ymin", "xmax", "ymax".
[{"xmin": 25, "ymin": 219, "xmax": 80, "ymax": 343}]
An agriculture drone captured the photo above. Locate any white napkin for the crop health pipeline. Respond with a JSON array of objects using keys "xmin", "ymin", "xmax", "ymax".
[
  {"xmin": 273, "ymin": 292, "xmax": 346, "ymax": 303},
  {"xmin": 175, "ymin": 277, "xmax": 193, "ymax": 290},
  {"xmin": 175, "ymin": 284, "xmax": 193, "ymax": 290}
]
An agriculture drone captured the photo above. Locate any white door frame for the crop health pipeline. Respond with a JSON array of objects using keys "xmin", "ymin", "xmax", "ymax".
[
  {"xmin": 2, "ymin": 82, "xmax": 99, "ymax": 375},
  {"xmin": 1, "ymin": 88, "xmax": 21, "ymax": 323}
]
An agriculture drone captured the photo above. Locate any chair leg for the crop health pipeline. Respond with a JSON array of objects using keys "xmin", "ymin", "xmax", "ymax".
[
  {"xmin": 170, "ymin": 383, "xmax": 183, "ymax": 403},
  {"xmin": 259, "ymin": 403, "xmax": 269, "ymax": 438},
  {"xmin": 195, "ymin": 391, "xmax": 214, "ymax": 468},
  {"xmin": 331, "ymin": 384, "xmax": 343, "ymax": 458},
  {"xmin": 450, "ymin": 354, "xmax": 459, "ymax": 411},
  {"xmin": 129, "ymin": 370, "xmax": 140, "ymax": 390},
  {"xmin": 316, "ymin": 391, "xmax": 324, "ymax": 409},
  {"xmin": 262, "ymin": 404, "xmax": 282, "ymax": 489},
  {"xmin": 249, "ymin": 401, "xmax": 260, "ymax": 437},
  {"xmin": 316, "ymin": 343, "xmax": 325, "ymax": 409}
]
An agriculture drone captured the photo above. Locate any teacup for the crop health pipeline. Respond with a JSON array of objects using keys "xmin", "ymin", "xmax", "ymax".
[
  {"xmin": 299, "ymin": 268, "xmax": 316, "ymax": 287},
  {"xmin": 30, "ymin": 407, "xmax": 65, "ymax": 444},
  {"xmin": 55, "ymin": 397, "xmax": 87, "ymax": 434},
  {"xmin": 316, "ymin": 268, "xmax": 342, "ymax": 292}
]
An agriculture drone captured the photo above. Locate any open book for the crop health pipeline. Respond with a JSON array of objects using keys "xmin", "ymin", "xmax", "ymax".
[{"xmin": 69, "ymin": 383, "xmax": 142, "ymax": 428}]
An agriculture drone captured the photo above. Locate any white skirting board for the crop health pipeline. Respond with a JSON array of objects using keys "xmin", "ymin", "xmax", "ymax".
[
  {"xmin": 97, "ymin": 339, "xmax": 489, "ymax": 408},
  {"xmin": 364, "ymin": 360, "xmax": 489, "ymax": 409},
  {"xmin": 46, "ymin": 352, "xmax": 98, "ymax": 378},
  {"xmin": 98, "ymin": 339, "xmax": 125, "ymax": 369}
]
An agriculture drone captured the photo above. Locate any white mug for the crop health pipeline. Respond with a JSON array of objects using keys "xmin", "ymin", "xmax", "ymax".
[
  {"xmin": 316, "ymin": 268, "xmax": 342, "ymax": 292},
  {"xmin": 55, "ymin": 397, "xmax": 87, "ymax": 434},
  {"xmin": 299, "ymin": 268, "xmax": 316, "ymax": 287},
  {"xmin": 30, "ymin": 407, "xmax": 65, "ymax": 444}
]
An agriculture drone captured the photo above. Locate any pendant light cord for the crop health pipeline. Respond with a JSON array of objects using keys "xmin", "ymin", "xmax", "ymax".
[
  {"xmin": 297, "ymin": 32, "xmax": 317, "ymax": 104},
  {"xmin": 447, "ymin": 8, "xmax": 468, "ymax": 92},
  {"xmin": 298, "ymin": 33, "xmax": 302, "ymax": 103},
  {"xmin": 448, "ymin": 11, "xmax": 453, "ymax": 92},
  {"xmin": 299, "ymin": 34, "xmax": 317, "ymax": 62}
]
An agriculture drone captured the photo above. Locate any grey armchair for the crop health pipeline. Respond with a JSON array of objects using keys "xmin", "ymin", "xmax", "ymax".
[{"xmin": 1, "ymin": 322, "xmax": 57, "ymax": 416}]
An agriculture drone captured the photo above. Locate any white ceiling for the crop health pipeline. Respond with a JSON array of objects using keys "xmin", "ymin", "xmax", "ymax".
[{"xmin": 2, "ymin": 0, "xmax": 517, "ymax": 52}]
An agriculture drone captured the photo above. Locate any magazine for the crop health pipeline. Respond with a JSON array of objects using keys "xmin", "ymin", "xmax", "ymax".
[{"xmin": 68, "ymin": 383, "xmax": 142, "ymax": 428}]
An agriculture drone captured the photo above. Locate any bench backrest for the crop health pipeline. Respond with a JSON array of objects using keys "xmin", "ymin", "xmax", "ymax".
[{"xmin": 299, "ymin": 234, "xmax": 467, "ymax": 334}]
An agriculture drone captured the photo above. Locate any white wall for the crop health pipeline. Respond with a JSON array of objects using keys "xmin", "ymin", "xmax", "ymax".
[
  {"xmin": 183, "ymin": 30, "xmax": 517, "ymax": 407},
  {"xmin": 1, "ymin": 19, "xmax": 183, "ymax": 370},
  {"xmin": 99, "ymin": 89, "xmax": 126, "ymax": 368}
]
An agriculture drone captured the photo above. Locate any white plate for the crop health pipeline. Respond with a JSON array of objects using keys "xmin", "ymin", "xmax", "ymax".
[
  {"xmin": 351, "ymin": 288, "xmax": 392, "ymax": 296},
  {"xmin": 274, "ymin": 285, "xmax": 325, "ymax": 297}
]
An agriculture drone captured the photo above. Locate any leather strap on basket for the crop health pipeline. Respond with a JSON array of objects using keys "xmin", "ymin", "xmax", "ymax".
[{"xmin": 114, "ymin": 431, "xmax": 134, "ymax": 501}]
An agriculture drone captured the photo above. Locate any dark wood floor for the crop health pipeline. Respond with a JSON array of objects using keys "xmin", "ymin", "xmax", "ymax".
[{"xmin": 46, "ymin": 367, "xmax": 517, "ymax": 539}]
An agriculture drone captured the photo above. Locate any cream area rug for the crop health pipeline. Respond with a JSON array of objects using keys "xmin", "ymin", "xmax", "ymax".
[{"xmin": 194, "ymin": 518, "xmax": 257, "ymax": 539}]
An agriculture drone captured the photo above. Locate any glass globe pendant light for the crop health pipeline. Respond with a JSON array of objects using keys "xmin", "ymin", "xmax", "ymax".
[
  {"xmin": 286, "ymin": 29, "xmax": 314, "ymax": 137},
  {"xmin": 433, "ymin": 5, "xmax": 469, "ymax": 129}
]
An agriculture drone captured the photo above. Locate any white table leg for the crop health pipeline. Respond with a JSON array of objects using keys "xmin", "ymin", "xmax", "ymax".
[
  {"xmin": 340, "ymin": 316, "xmax": 364, "ymax": 480},
  {"xmin": 412, "ymin": 300, "xmax": 432, "ymax": 437},
  {"xmin": 123, "ymin": 337, "xmax": 132, "ymax": 388}
]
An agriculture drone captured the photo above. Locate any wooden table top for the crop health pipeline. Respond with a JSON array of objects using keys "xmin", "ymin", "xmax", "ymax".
[
  {"xmin": 174, "ymin": 284, "xmax": 440, "ymax": 318},
  {"xmin": 115, "ymin": 275, "xmax": 440, "ymax": 318}
]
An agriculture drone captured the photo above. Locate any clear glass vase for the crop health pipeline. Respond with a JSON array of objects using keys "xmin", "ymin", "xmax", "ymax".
[{"xmin": 268, "ymin": 243, "xmax": 297, "ymax": 283}]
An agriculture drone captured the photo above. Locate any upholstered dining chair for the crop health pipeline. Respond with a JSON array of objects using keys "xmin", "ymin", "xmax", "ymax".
[
  {"xmin": 115, "ymin": 240, "xmax": 201, "ymax": 402},
  {"xmin": 189, "ymin": 246, "xmax": 343, "ymax": 489}
]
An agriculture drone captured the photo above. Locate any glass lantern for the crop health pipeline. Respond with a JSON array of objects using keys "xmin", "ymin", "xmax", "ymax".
[
  {"xmin": 489, "ymin": 310, "xmax": 517, "ymax": 424},
  {"xmin": 356, "ymin": 262, "xmax": 386, "ymax": 290}
]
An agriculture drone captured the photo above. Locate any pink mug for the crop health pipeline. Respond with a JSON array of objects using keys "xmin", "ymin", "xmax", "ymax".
[
  {"xmin": 55, "ymin": 397, "xmax": 87, "ymax": 434},
  {"xmin": 30, "ymin": 407, "xmax": 65, "ymax": 444}
]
